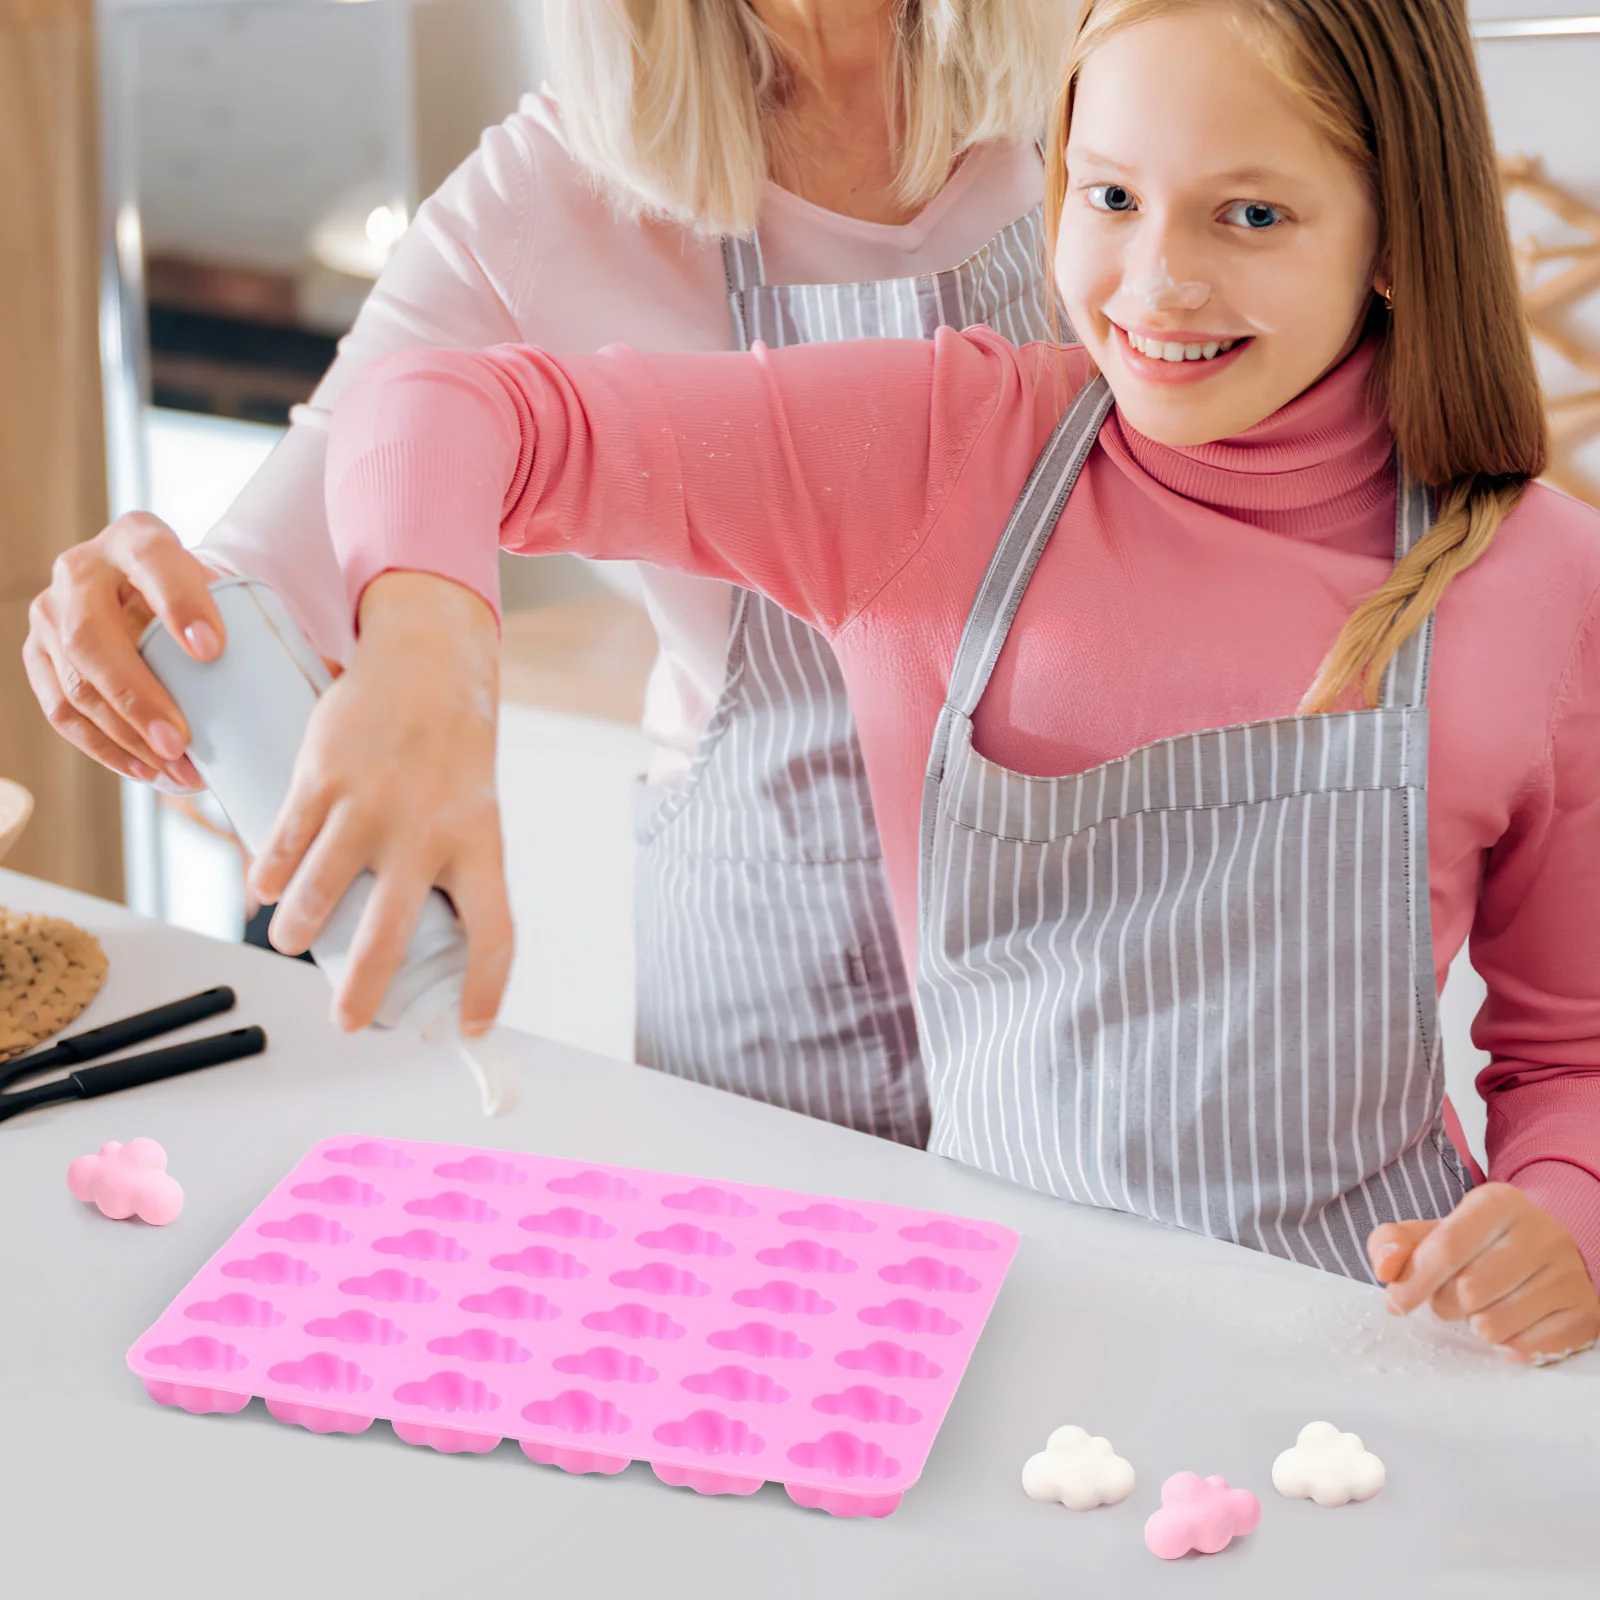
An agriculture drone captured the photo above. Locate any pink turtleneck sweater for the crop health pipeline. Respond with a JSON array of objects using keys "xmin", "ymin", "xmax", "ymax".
[{"xmin": 327, "ymin": 330, "xmax": 1600, "ymax": 1273}]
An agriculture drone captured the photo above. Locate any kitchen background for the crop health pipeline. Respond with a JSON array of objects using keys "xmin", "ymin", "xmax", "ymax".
[{"xmin": 20, "ymin": 0, "xmax": 1600, "ymax": 1170}]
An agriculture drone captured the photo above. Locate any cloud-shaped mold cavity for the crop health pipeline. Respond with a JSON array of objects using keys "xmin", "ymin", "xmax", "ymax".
[
  {"xmin": 636, "ymin": 1223, "xmax": 736, "ymax": 1257},
  {"xmin": 777, "ymin": 1203, "xmax": 876, "ymax": 1234},
  {"xmin": 553, "ymin": 1346, "xmax": 660, "ymax": 1383},
  {"xmin": 518, "ymin": 1207, "xmax": 616, "ymax": 1239},
  {"xmin": 1021, "ymin": 1425, "xmax": 1136, "ymax": 1510},
  {"xmin": 1145, "ymin": 1473, "xmax": 1260, "ymax": 1560},
  {"xmin": 661, "ymin": 1185, "xmax": 758, "ymax": 1218},
  {"xmin": 787, "ymin": 1433, "xmax": 900, "ymax": 1480},
  {"xmin": 433, "ymin": 1155, "xmax": 527, "ymax": 1185},
  {"xmin": 731, "ymin": 1280, "xmax": 835, "ymax": 1316},
  {"xmin": 858, "ymin": 1299, "xmax": 962, "ymax": 1336},
  {"xmin": 428, "ymin": 1328, "xmax": 533, "ymax": 1364},
  {"xmin": 460, "ymin": 1286, "xmax": 562, "ymax": 1322},
  {"xmin": 546, "ymin": 1169, "xmax": 641, "ymax": 1202},
  {"xmin": 609, "ymin": 1263, "xmax": 712, "ymax": 1297},
  {"xmin": 813, "ymin": 1386, "xmax": 922, "ymax": 1426},
  {"xmin": 338, "ymin": 1269, "xmax": 439, "ymax": 1304},
  {"xmin": 878, "ymin": 1256, "xmax": 981, "ymax": 1293},
  {"xmin": 222, "ymin": 1252, "xmax": 318, "ymax": 1287},
  {"xmin": 267, "ymin": 1353, "xmax": 374, "ymax": 1395},
  {"xmin": 706, "ymin": 1322, "xmax": 813, "ymax": 1360},
  {"xmin": 1271, "ymin": 1421, "xmax": 1385, "ymax": 1507},
  {"xmin": 373, "ymin": 1228, "xmax": 470, "ymax": 1263},
  {"xmin": 755, "ymin": 1239, "xmax": 857, "ymax": 1274},
  {"xmin": 324, "ymin": 1142, "xmax": 414, "ymax": 1170},
  {"xmin": 257, "ymin": 1213, "xmax": 353, "ymax": 1245},
  {"xmin": 582, "ymin": 1303, "xmax": 687, "ymax": 1340},
  {"xmin": 898, "ymin": 1219, "xmax": 999, "ymax": 1252},
  {"xmin": 836, "ymin": 1342, "xmax": 942, "ymax": 1380},
  {"xmin": 405, "ymin": 1191, "xmax": 499, "ymax": 1224},
  {"xmin": 305, "ymin": 1310, "xmax": 406, "ymax": 1346},
  {"xmin": 682, "ymin": 1366, "xmax": 789, "ymax": 1404},
  {"xmin": 521, "ymin": 1389, "xmax": 631, "ymax": 1435},
  {"xmin": 652, "ymin": 1410, "xmax": 764, "ymax": 1458},
  {"xmin": 290, "ymin": 1175, "xmax": 385, "ymax": 1207},
  {"xmin": 393, "ymin": 1371, "xmax": 502, "ymax": 1415},
  {"xmin": 184, "ymin": 1293, "xmax": 283, "ymax": 1329},
  {"xmin": 146, "ymin": 1336, "xmax": 247, "ymax": 1374},
  {"xmin": 490, "ymin": 1245, "xmax": 588, "ymax": 1280}
]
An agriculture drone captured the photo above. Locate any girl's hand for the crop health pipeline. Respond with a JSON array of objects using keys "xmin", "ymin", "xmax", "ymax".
[
  {"xmin": 249, "ymin": 571, "xmax": 512, "ymax": 1035},
  {"xmin": 23, "ymin": 513, "xmax": 217, "ymax": 789},
  {"xmin": 1367, "ymin": 1184, "xmax": 1600, "ymax": 1365}
]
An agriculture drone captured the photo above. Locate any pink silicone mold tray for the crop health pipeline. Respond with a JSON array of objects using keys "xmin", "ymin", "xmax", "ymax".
[{"xmin": 128, "ymin": 1138, "xmax": 1018, "ymax": 1517}]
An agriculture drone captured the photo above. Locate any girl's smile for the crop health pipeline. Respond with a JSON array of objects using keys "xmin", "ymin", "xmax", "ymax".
[{"xmin": 1110, "ymin": 322, "xmax": 1254, "ymax": 384}]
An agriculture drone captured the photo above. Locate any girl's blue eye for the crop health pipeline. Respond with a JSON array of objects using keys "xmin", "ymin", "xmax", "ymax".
[
  {"xmin": 1225, "ymin": 200, "xmax": 1285, "ymax": 230},
  {"xmin": 1087, "ymin": 184, "xmax": 1137, "ymax": 213}
]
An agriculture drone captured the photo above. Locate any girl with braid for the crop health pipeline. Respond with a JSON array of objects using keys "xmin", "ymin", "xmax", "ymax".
[{"xmin": 319, "ymin": 1, "xmax": 1600, "ymax": 1358}]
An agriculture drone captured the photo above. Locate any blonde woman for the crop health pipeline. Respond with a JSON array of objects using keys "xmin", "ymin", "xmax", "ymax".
[{"xmin": 26, "ymin": 2, "xmax": 1067, "ymax": 1142}]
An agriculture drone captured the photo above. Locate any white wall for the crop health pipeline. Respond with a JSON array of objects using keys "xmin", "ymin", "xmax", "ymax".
[
  {"xmin": 130, "ymin": 0, "xmax": 407, "ymax": 273},
  {"xmin": 412, "ymin": 0, "xmax": 545, "ymax": 195},
  {"xmin": 1473, "ymin": 3, "xmax": 1600, "ymax": 498}
]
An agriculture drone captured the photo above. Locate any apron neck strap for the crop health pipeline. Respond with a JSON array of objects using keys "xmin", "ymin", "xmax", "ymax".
[
  {"xmin": 722, "ymin": 232, "xmax": 766, "ymax": 352},
  {"xmin": 942, "ymin": 382, "xmax": 1439, "ymax": 723},
  {"xmin": 943, "ymin": 375, "xmax": 1114, "ymax": 720}
]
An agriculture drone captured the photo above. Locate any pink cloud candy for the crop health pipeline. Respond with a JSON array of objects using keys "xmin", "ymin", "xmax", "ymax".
[
  {"xmin": 1144, "ymin": 1472, "xmax": 1261, "ymax": 1560},
  {"xmin": 68, "ymin": 1139, "xmax": 184, "ymax": 1225}
]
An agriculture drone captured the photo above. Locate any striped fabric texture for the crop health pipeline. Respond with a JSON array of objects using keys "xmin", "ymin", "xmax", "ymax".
[
  {"xmin": 633, "ymin": 208, "xmax": 1056, "ymax": 1145},
  {"xmin": 918, "ymin": 378, "xmax": 1469, "ymax": 1279}
]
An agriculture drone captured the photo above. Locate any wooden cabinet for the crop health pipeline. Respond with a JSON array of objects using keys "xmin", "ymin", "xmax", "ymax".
[{"xmin": 0, "ymin": 0, "xmax": 122, "ymax": 898}]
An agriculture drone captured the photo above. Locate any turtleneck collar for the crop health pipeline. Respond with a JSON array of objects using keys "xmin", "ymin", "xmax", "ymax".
[{"xmin": 1101, "ymin": 339, "xmax": 1396, "ymax": 540}]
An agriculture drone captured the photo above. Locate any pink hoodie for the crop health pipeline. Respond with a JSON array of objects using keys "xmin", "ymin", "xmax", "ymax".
[{"xmin": 326, "ymin": 328, "xmax": 1600, "ymax": 1278}]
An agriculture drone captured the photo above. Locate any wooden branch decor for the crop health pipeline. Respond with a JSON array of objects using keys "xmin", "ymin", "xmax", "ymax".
[{"xmin": 1500, "ymin": 156, "xmax": 1600, "ymax": 508}]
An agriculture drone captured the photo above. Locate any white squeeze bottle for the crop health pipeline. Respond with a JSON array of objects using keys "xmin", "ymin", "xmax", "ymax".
[{"xmin": 139, "ymin": 577, "xmax": 518, "ymax": 1115}]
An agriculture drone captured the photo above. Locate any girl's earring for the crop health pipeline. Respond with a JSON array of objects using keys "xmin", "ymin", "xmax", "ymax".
[{"xmin": 1381, "ymin": 284, "xmax": 1395, "ymax": 313}]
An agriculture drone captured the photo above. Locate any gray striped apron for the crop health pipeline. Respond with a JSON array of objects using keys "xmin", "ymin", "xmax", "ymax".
[
  {"xmin": 918, "ymin": 376, "xmax": 1470, "ymax": 1279},
  {"xmin": 635, "ymin": 207, "xmax": 1054, "ymax": 1146}
]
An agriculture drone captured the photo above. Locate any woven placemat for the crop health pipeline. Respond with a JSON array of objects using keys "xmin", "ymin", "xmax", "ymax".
[{"xmin": 0, "ymin": 908, "xmax": 109, "ymax": 1063}]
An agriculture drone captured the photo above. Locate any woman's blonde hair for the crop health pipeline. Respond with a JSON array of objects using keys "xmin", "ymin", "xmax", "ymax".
[
  {"xmin": 1045, "ymin": 0, "xmax": 1548, "ymax": 712},
  {"xmin": 543, "ymin": 1, "xmax": 1068, "ymax": 237}
]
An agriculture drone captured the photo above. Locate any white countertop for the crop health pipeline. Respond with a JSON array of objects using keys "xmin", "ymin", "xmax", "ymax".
[{"xmin": 1, "ymin": 867, "xmax": 1593, "ymax": 1599}]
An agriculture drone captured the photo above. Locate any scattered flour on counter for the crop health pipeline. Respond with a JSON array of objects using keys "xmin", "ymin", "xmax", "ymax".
[{"xmin": 1275, "ymin": 1293, "xmax": 1500, "ymax": 1377}]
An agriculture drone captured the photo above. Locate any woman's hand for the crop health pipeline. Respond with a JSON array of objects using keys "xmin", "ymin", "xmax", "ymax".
[
  {"xmin": 1368, "ymin": 1184, "xmax": 1600, "ymax": 1365},
  {"xmin": 249, "ymin": 571, "xmax": 512, "ymax": 1035},
  {"xmin": 23, "ymin": 513, "xmax": 219, "ymax": 789}
]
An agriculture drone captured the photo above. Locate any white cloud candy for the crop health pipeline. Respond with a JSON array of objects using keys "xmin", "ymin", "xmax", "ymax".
[
  {"xmin": 1021, "ymin": 1425, "xmax": 1136, "ymax": 1511},
  {"xmin": 1272, "ymin": 1421, "xmax": 1385, "ymax": 1507}
]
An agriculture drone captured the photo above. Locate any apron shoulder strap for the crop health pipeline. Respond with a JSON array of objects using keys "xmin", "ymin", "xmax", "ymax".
[
  {"xmin": 944, "ymin": 373, "xmax": 1113, "ymax": 720},
  {"xmin": 918, "ymin": 371, "xmax": 1109, "ymax": 915},
  {"xmin": 721, "ymin": 233, "xmax": 765, "ymax": 352},
  {"xmin": 1378, "ymin": 471, "xmax": 1437, "ymax": 711}
]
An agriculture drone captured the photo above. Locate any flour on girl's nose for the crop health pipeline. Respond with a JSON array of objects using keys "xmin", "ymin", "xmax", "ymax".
[{"xmin": 1124, "ymin": 257, "xmax": 1212, "ymax": 312}]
